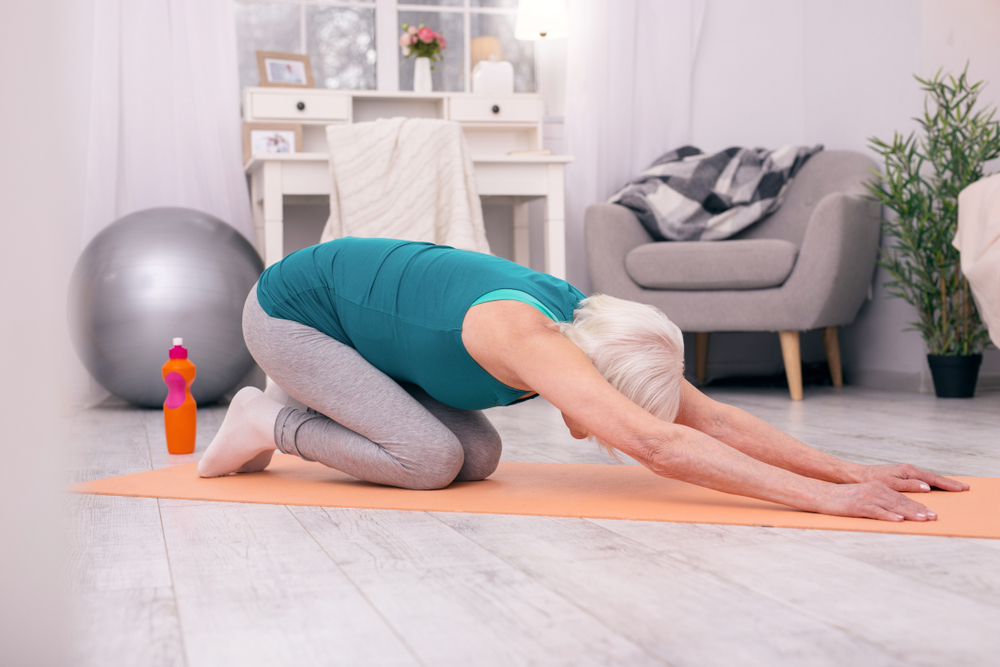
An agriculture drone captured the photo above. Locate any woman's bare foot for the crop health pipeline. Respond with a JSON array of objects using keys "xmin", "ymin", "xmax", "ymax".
[{"xmin": 197, "ymin": 387, "xmax": 283, "ymax": 477}]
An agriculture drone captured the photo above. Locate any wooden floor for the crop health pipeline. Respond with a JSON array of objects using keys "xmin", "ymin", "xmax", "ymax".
[{"xmin": 67, "ymin": 386, "xmax": 1000, "ymax": 667}]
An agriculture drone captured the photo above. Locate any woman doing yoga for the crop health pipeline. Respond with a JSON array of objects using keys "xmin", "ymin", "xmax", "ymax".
[{"xmin": 199, "ymin": 237, "xmax": 968, "ymax": 521}]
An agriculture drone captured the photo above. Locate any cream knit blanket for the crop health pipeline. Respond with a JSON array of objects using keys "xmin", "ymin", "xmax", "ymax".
[
  {"xmin": 956, "ymin": 173, "xmax": 1000, "ymax": 347},
  {"xmin": 319, "ymin": 117, "xmax": 490, "ymax": 253}
]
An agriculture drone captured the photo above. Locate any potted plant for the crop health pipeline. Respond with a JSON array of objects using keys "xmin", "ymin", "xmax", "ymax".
[
  {"xmin": 866, "ymin": 65, "xmax": 1000, "ymax": 398},
  {"xmin": 399, "ymin": 23, "xmax": 447, "ymax": 93}
]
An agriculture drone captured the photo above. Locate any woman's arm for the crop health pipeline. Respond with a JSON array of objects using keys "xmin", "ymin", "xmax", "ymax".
[
  {"xmin": 462, "ymin": 303, "xmax": 942, "ymax": 521},
  {"xmin": 674, "ymin": 379, "xmax": 969, "ymax": 493},
  {"xmin": 674, "ymin": 380, "xmax": 862, "ymax": 483}
]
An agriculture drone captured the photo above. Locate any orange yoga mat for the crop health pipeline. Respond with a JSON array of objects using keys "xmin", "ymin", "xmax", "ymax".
[{"xmin": 69, "ymin": 455, "xmax": 999, "ymax": 538}]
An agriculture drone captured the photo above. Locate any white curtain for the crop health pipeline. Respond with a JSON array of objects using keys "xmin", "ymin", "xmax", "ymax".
[
  {"xmin": 73, "ymin": 0, "xmax": 251, "ymax": 405},
  {"xmin": 563, "ymin": 0, "xmax": 705, "ymax": 291},
  {"xmin": 83, "ymin": 0, "xmax": 252, "ymax": 246}
]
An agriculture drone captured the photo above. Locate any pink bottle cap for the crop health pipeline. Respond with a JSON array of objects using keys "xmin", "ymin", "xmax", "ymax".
[{"xmin": 169, "ymin": 337, "xmax": 188, "ymax": 359}]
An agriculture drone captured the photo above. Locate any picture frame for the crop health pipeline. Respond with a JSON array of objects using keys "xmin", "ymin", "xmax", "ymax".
[
  {"xmin": 256, "ymin": 51, "xmax": 315, "ymax": 88},
  {"xmin": 242, "ymin": 122, "xmax": 303, "ymax": 164}
]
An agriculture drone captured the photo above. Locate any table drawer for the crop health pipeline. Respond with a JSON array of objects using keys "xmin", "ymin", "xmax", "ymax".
[
  {"xmin": 248, "ymin": 91, "xmax": 351, "ymax": 121},
  {"xmin": 449, "ymin": 96, "xmax": 542, "ymax": 123}
]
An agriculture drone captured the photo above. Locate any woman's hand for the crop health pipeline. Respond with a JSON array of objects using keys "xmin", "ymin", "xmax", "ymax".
[
  {"xmin": 855, "ymin": 464, "xmax": 970, "ymax": 493},
  {"xmin": 817, "ymin": 481, "xmax": 939, "ymax": 522}
]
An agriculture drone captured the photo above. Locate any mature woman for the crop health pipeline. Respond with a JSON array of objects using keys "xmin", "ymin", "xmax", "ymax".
[{"xmin": 199, "ymin": 237, "xmax": 967, "ymax": 521}]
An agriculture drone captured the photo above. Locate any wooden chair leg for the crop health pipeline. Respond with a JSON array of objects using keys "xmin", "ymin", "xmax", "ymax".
[
  {"xmin": 695, "ymin": 332, "xmax": 709, "ymax": 383},
  {"xmin": 823, "ymin": 326, "xmax": 844, "ymax": 387},
  {"xmin": 778, "ymin": 331, "xmax": 803, "ymax": 400}
]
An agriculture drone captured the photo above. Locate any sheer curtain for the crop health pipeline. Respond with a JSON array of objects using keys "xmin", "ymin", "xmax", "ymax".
[
  {"xmin": 83, "ymin": 0, "xmax": 252, "ymax": 246},
  {"xmin": 563, "ymin": 0, "xmax": 705, "ymax": 291}
]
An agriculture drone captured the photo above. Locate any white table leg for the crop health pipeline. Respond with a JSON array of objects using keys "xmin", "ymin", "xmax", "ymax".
[
  {"xmin": 543, "ymin": 163, "xmax": 566, "ymax": 281},
  {"xmin": 258, "ymin": 161, "xmax": 286, "ymax": 391},
  {"xmin": 512, "ymin": 198, "xmax": 531, "ymax": 269},
  {"xmin": 262, "ymin": 161, "xmax": 284, "ymax": 268},
  {"xmin": 249, "ymin": 172, "xmax": 266, "ymax": 259}
]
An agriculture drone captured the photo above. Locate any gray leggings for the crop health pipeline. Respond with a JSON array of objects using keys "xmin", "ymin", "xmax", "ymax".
[{"xmin": 242, "ymin": 288, "xmax": 502, "ymax": 490}]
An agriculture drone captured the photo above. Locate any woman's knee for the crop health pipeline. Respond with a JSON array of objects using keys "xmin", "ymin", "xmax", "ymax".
[
  {"xmin": 455, "ymin": 425, "xmax": 502, "ymax": 482},
  {"xmin": 398, "ymin": 431, "xmax": 466, "ymax": 490}
]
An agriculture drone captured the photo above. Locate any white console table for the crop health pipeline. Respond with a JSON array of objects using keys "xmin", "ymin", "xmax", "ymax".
[{"xmin": 243, "ymin": 88, "xmax": 573, "ymax": 279}]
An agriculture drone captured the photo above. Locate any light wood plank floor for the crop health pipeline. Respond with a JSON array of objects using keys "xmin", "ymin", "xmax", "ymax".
[{"xmin": 66, "ymin": 386, "xmax": 1000, "ymax": 667}]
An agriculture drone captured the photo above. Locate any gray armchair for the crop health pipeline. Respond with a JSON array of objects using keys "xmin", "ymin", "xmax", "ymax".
[{"xmin": 584, "ymin": 150, "xmax": 880, "ymax": 399}]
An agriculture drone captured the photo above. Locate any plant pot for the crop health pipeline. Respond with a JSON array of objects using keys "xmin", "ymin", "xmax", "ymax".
[
  {"xmin": 413, "ymin": 57, "xmax": 432, "ymax": 93},
  {"xmin": 927, "ymin": 354, "xmax": 982, "ymax": 398}
]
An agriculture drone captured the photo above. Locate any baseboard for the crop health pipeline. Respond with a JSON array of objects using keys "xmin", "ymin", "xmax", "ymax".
[
  {"xmin": 846, "ymin": 368, "xmax": 1000, "ymax": 394},
  {"xmin": 976, "ymin": 373, "xmax": 1000, "ymax": 391},
  {"xmin": 843, "ymin": 368, "xmax": 932, "ymax": 394}
]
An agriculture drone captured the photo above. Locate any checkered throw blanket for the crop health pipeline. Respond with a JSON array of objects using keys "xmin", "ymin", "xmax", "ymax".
[{"xmin": 609, "ymin": 145, "xmax": 823, "ymax": 241}]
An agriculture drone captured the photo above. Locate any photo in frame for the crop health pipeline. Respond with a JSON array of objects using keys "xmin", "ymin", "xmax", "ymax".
[
  {"xmin": 256, "ymin": 51, "xmax": 315, "ymax": 88},
  {"xmin": 242, "ymin": 122, "xmax": 303, "ymax": 164}
]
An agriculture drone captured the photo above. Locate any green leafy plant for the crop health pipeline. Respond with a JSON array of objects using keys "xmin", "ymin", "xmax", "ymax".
[{"xmin": 866, "ymin": 65, "xmax": 1000, "ymax": 355}]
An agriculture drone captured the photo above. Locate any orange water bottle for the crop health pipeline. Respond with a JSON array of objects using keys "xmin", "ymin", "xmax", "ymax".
[{"xmin": 162, "ymin": 337, "xmax": 197, "ymax": 454}]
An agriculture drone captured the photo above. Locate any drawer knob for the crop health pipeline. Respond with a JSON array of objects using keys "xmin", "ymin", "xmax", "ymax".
[
  {"xmin": 491, "ymin": 104, "xmax": 500, "ymax": 114},
  {"xmin": 296, "ymin": 101, "xmax": 306, "ymax": 111}
]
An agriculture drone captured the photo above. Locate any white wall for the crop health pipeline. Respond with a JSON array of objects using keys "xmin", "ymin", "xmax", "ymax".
[
  {"xmin": 561, "ymin": 0, "xmax": 999, "ymax": 389},
  {"xmin": 692, "ymin": 0, "xmax": 807, "ymax": 150}
]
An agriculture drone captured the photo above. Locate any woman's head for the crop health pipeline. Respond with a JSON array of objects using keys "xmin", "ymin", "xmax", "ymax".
[{"xmin": 557, "ymin": 294, "xmax": 685, "ymax": 451}]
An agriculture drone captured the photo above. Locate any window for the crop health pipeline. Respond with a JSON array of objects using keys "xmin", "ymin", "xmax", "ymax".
[
  {"xmin": 235, "ymin": 1, "xmax": 377, "ymax": 91},
  {"xmin": 234, "ymin": 0, "xmax": 534, "ymax": 93}
]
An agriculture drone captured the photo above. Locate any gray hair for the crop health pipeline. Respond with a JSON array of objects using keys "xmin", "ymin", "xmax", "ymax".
[{"xmin": 557, "ymin": 294, "xmax": 685, "ymax": 456}]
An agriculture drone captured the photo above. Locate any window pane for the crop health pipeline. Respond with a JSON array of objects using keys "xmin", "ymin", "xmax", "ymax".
[
  {"xmin": 398, "ymin": 11, "xmax": 465, "ymax": 92},
  {"xmin": 234, "ymin": 2, "xmax": 301, "ymax": 90},
  {"xmin": 306, "ymin": 6, "xmax": 377, "ymax": 90},
  {"xmin": 471, "ymin": 12, "xmax": 535, "ymax": 92},
  {"xmin": 471, "ymin": 0, "xmax": 519, "ymax": 7},
  {"xmin": 400, "ymin": 0, "xmax": 462, "ymax": 6}
]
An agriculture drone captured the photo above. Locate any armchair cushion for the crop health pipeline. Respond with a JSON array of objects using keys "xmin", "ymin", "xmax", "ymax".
[{"xmin": 625, "ymin": 239, "xmax": 798, "ymax": 290}]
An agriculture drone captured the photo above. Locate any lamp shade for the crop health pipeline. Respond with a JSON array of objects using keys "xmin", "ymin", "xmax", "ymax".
[{"xmin": 514, "ymin": 0, "xmax": 569, "ymax": 40}]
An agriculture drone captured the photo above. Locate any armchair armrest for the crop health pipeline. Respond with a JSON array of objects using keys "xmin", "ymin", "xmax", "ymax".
[
  {"xmin": 584, "ymin": 203, "xmax": 654, "ymax": 296},
  {"xmin": 781, "ymin": 192, "xmax": 881, "ymax": 329}
]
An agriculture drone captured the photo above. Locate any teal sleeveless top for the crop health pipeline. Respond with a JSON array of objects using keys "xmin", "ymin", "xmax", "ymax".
[{"xmin": 255, "ymin": 237, "xmax": 586, "ymax": 411}]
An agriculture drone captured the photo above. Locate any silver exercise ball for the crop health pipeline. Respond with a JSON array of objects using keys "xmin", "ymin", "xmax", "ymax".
[{"xmin": 69, "ymin": 207, "xmax": 263, "ymax": 407}]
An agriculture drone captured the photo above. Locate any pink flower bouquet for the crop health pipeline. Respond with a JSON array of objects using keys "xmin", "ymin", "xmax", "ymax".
[{"xmin": 399, "ymin": 23, "xmax": 447, "ymax": 62}]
